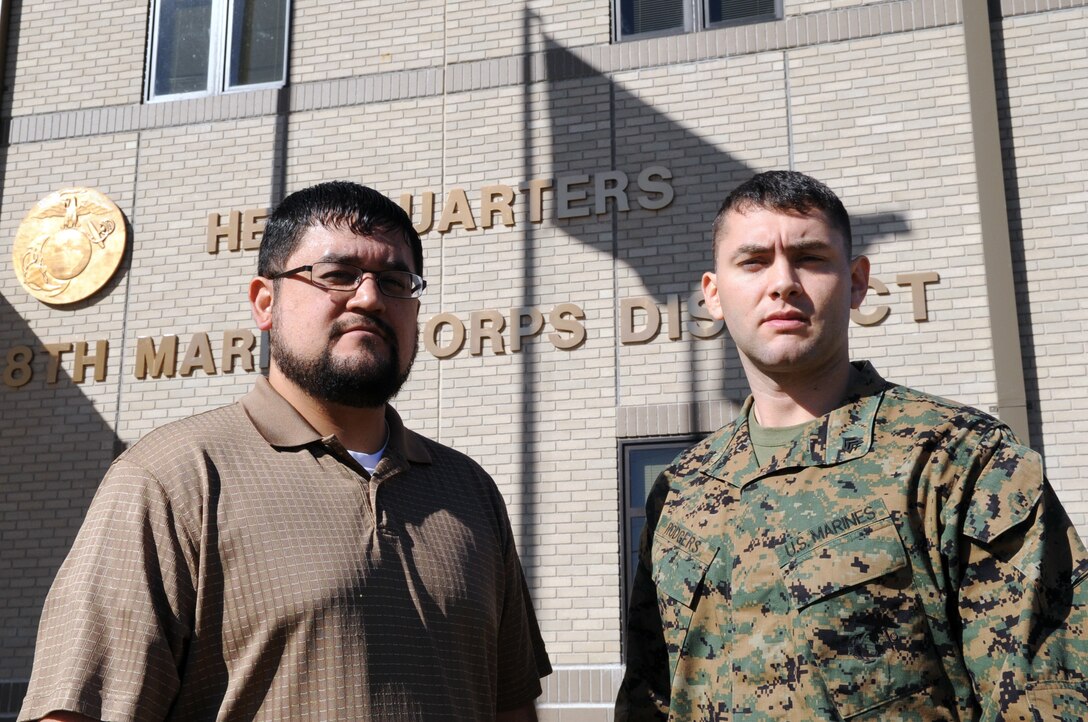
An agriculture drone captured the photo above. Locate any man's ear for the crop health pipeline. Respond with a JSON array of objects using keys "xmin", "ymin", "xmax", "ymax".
[
  {"xmin": 849, "ymin": 255, "xmax": 871, "ymax": 310},
  {"xmin": 250, "ymin": 277, "xmax": 274, "ymax": 331},
  {"xmin": 701, "ymin": 271, "xmax": 725, "ymax": 321}
]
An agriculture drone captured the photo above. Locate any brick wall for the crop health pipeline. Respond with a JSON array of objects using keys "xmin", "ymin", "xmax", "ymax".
[
  {"xmin": 3, "ymin": 0, "xmax": 145, "ymax": 115},
  {"xmin": 1000, "ymin": 7, "xmax": 1088, "ymax": 532}
]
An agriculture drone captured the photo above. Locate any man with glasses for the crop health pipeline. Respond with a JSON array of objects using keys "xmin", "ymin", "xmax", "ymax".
[{"xmin": 20, "ymin": 182, "xmax": 551, "ymax": 722}]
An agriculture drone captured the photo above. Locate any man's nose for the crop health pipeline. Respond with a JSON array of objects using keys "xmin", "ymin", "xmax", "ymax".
[
  {"xmin": 346, "ymin": 274, "xmax": 386, "ymax": 311},
  {"xmin": 768, "ymin": 258, "xmax": 802, "ymax": 298}
]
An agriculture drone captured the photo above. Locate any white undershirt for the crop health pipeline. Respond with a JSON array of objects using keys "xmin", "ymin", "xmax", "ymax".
[
  {"xmin": 347, "ymin": 426, "xmax": 389, "ymax": 475},
  {"xmin": 348, "ymin": 446, "xmax": 386, "ymax": 475}
]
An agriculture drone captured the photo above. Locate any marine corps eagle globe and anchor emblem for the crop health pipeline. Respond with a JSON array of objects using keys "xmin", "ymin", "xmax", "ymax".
[{"xmin": 13, "ymin": 188, "xmax": 127, "ymax": 304}]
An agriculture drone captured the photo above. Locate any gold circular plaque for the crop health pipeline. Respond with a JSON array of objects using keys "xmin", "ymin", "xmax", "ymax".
[{"xmin": 13, "ymin": 188, "xmax": 127, "ymax": 304}]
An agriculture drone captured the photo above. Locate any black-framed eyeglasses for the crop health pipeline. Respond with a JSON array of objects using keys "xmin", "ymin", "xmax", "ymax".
[{"xmin": 269, "ymin": 261, "xmax": 427, "ymax": 299}]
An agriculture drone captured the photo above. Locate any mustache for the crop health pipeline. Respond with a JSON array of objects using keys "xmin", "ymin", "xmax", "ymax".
[{"xmin": 330, "ymin": 314, "xmax": 396, "ymax": 342}]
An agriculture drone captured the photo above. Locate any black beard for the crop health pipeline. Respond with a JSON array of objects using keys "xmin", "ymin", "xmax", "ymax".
[{"xmin": 270, "ymin": 317, "xmax": 417, "ymax": 409}]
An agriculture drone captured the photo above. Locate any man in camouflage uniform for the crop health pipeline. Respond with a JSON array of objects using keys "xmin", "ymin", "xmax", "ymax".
[{"xmin": 615, "ymin": 170, "xmax": 1088, "ymax": 721}]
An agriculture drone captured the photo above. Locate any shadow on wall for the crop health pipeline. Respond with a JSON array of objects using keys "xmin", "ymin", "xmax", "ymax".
[
  {"xmin": 0, "ymin": 289, "xmax": 125, "ymax": 711},
  {"xmin": 510, "ymin": 17, "xmax": 910, "ymax": 578},
  {"xmin": 989, "ymin": 17, "xmax": 1044, "ymax": 457},
  {"xmin": 538, "ymin": 26, "xmax": 910, "ymax": 310}
]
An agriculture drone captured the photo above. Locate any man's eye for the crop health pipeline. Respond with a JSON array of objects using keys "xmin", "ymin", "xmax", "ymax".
[
  {"xmin": 319, "ymin": 271, "xmax": 357, "ymax": 284},
  {"xmin": 384, "ymin": 275, "xmax": 410, "ymax": 291}
]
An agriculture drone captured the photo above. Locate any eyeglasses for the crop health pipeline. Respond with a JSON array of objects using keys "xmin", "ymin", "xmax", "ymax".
[{"xmin": 269, "ymin": 261, "xmax": 427, "ymax": 299}]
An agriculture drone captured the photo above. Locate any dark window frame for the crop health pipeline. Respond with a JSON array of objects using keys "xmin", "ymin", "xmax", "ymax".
[
  {"xmin": 618, "ymin": 434, "xmax": 704, "ymax": 653},
  {"xmin": 614, "ymin": 0, "xmax": 781, "ymax": 42}
]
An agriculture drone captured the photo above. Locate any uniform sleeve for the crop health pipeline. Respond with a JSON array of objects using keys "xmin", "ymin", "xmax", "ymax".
[
  {"xmin": 615, "ymin": 470, "xmax": 672, "ymax": 722},
  {"xmin": 18, "ymin": 459, "xmax": 197, "ymax": 722},
  {"xmin": 495, "ymin": 509, "xmax": 552, "ymax": 712},
  {"xmin": 950, "ymin": 425, "xmax": 1088, "ymax": 720}
]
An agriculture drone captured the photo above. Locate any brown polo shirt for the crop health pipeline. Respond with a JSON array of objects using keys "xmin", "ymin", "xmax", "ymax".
[{"xmin": 20, "ymin": 378, "xmax": 550, "ymax": 721}]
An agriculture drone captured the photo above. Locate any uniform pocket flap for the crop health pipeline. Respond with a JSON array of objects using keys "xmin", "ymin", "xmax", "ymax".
[
  {"xmin": 781, "ymin": 519, "xmax": 907, "ymax": 611},
  {"xmin": 652, "ymin": 540, "xmax": 713, "ymax": 609},
  {"xmin": 963, "ymin": 443, "xmax": 1044, "ymax": 544}
]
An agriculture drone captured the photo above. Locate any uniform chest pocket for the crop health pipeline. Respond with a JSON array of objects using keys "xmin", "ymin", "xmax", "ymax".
[
  {"xmin": 652, "ymin": 534, "xmax": 716, "ymax": 684},
  {"xmin": 781, "ymin": 518, "xmax": 944, "ymax": 719}
]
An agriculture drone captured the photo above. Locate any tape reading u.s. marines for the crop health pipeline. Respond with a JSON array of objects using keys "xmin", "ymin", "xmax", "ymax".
[{"xmin": 782, "ymin": 503, "xmax": 879, "ymax": 558}]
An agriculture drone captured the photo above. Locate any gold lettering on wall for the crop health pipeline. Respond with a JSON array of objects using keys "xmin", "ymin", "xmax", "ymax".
[
  {"xmin": 223, "ymin": 330, "xmax": 257, "ymax": 373},
  {"xmin": 621, "ymin": 297, "xmax": 660, "ymax": 344},
  {"xmin": 422, "ymin": 305, "xmax": 589, "ymax": 359},
  {"xmin": 896, "ymin": 272, "xmax": 941, "ymax": 322},
  {"xmin": 135, "ymin": 336, "xmax": 179, "ymax": 379},
  {"xmin": 636, "ymin": 166, "xmax": 674, "ymax": 210},
  {"xmin": 523, "ymin": 179, "xmax": 552, "ymax": 223},
  {"xmin": 3, "ymin": 346, "xmax": 33, "ymax": 388},
  {"xmin": 852, "ymin": 277, "xmax": 891, "ymax": 326},
  {"xmin": 399, "ymin": 192, "xmax": 435, "ymax": 235},
  {"xmin": 470, "ymin": 310, "xmax": 507, "ymax": 356},
  {"xmin": 207, "ymin": 209, "xmax": 269, "ymax": 253},
  {"xmin": 73, "ymin": 340, "xmax": 108, "ymax": 383},
  {"xmin": 685, "ymin": 292, "xmax": 723, "ymax": 339},
  {"xmin": 621, "ymin": 293, "xmax": 724, "ymax": 344},
  {"xmin": 208, "ymin": 168, "xmax": 676, "ymax": 253},
  {"xmin": 480, "ymin": 185, "xmax": 516, "ymax": 229},
  {"xmin": 549, "ymin": 303, "xmax": 586, "ymax": 350},
  {"xmin": 4, "ymin": 267, "xmax": 945, "ymax": 390},
  {"xmin": 135, "ymin": 331, "xmax": 256, "ymax": 380},
  {"xmin": 423, "ymin": 312, "xmax": 467, "ymax": 359},
  {"xmin": 179, "ymin": 332, "xmax": 216, "ymax": 376},
  {"xmin": 43, "ymin": 342, "xmax": 73, "ymax": 383},
  {"xmin": 436, "ymin": 187, "xmax": 477, "ymax": 233},
  {"xmin": 510, "ymin": 307, "xmax": 545, "ymax": 352}
]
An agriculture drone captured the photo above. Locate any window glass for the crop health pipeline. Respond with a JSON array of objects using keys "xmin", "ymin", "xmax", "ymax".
[
  {"xmin": 617, "ymin": 0, "xmax": 779, "ymax": 41},
  {"xmin": 628, "ymin": 445, "xmax": 681, "ymax": 506},
  {"xmin": 154, "ymin": 0, "xmax": 213, "ymax": 96},
  {"xmin": 228, "ymin": 0, "xmax": 288, "ymax": 87},
  {"xmin": 620, "ymin": 0, "xmax": 685, "ymax": 36},
  {"xmin": 150, "ymin": 0, "xmax": 287, "ymax": 100},
  {"xmin": 707, "ymin": 0, "xmax": 777, "ymax": 25}
]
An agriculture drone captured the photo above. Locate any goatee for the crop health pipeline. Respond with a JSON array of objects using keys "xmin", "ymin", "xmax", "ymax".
[{"xmin": 270, "ymin": 316, "xmax": 416, "ymax": 408}]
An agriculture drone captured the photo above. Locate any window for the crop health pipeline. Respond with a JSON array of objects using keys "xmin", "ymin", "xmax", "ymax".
[
  {"xmin": 616, "ymin": 0, "xmax": 779, "ymax": 41},
  {"xmin": 148, "ymin": 0, "xmax": 289, "ymax": 100},
  {"xmin": 620, "ymin": 438, "xmax": 703, "ymax": 605}
]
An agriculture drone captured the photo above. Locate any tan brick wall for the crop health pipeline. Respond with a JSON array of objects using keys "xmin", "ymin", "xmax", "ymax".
[
  {"xmin": 116, "ymin": 119, "xmax": 278, "ymax": 443},
  {"xmin": 0, "ymin": 135, "xmax": 139, "ymax": 678},
  {"xmin": 290, "ymin": 0, "xmax": 610, "ymax": 82},
  {"xmin": 611, "ymin": 54, "xmax": 790, "ymax": 409},
  {"xmin": 406, "ymin": 83, "xmax": 623, "ymax": 662},
  {"xmin": 289, "ymin": 0, "xmax": 447, "ymax": 83},
  {"xmin": 1000, "ymin": 7, "xmax": 1088, "ymax": 531},
  {"xmin": 787, "ymin": 0, "xmax": 931, "ymax": 18},
  {"xmin": 4, "ymin": 0, "xmax": 145, "ymax": 115},
  {"xmin": 445, "ymin": 0, "xmax": 609, "ymax": 64},
  {"xmin": 790, "ymin": 27, "xmax": 996, "ymax": 406}
]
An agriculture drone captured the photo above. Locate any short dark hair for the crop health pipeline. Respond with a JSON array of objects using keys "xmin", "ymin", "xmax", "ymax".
[
  {"xmin": 712, "ymin": 170, "xmax": 852, "ymax": 259},
  {"xmin": 258, "ymin": 181, "xmax": 423, "ymax": 277}
]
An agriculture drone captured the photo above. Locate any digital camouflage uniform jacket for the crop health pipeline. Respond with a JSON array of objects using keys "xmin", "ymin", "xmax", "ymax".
[{"xmin": 616, "ymin": 362, "xmax": 1088, "ymax": 721}]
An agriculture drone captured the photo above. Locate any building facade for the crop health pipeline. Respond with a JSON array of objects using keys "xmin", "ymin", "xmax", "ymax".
[{"xmin": 1, "ymin": 0, "xmax": 1087, "ymax": 718}]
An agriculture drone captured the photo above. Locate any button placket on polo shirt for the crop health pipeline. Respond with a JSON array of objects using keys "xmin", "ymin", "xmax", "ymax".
[
  {"xmin": 368, "ymin": 453, "xmax": 410, "ymax": 535},
  {"xmin": 319, "ymin": 435, "xmax": 378, "ymax": 529}
]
